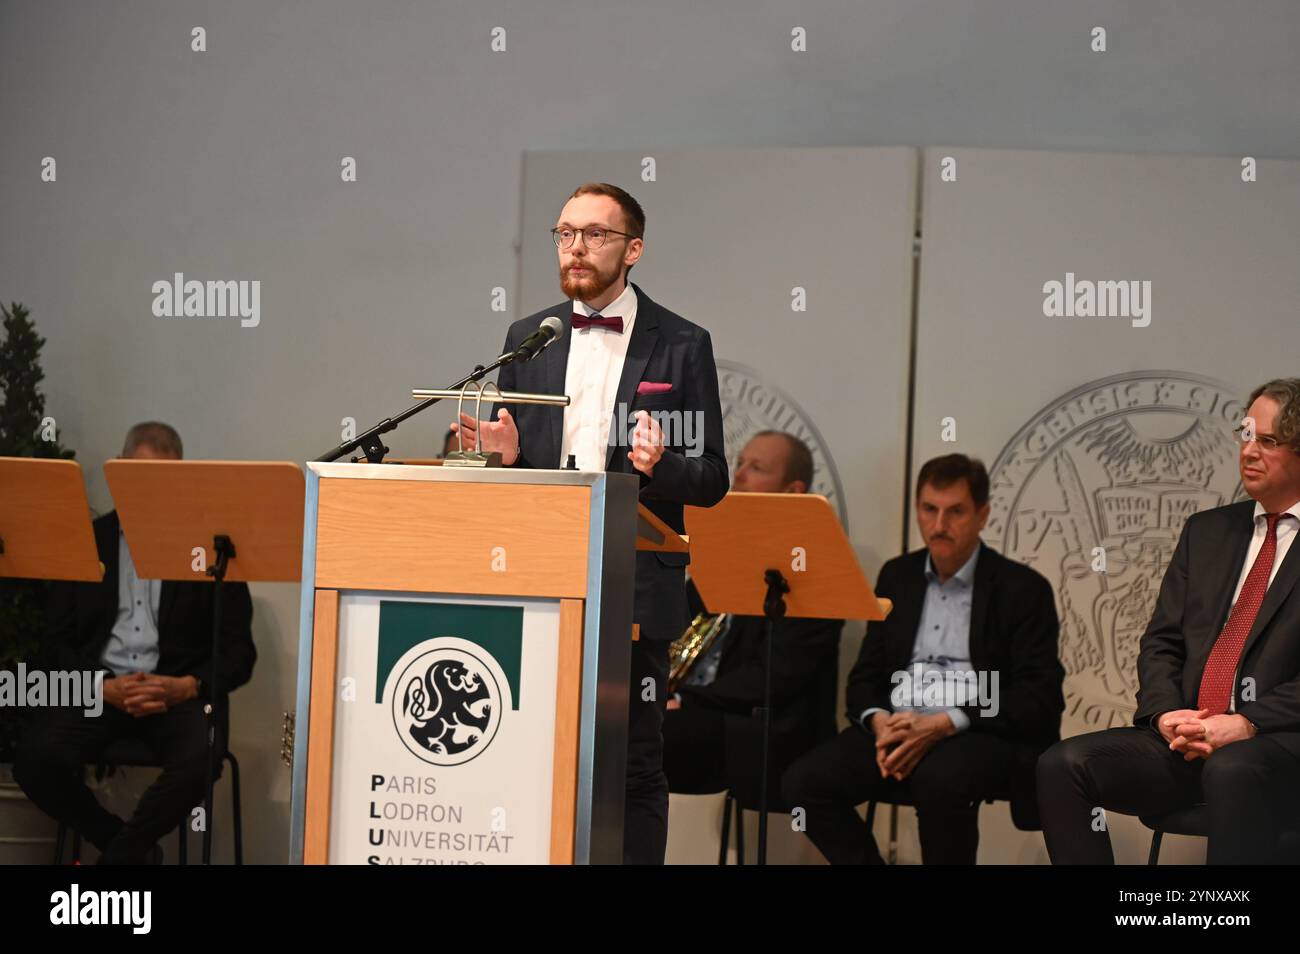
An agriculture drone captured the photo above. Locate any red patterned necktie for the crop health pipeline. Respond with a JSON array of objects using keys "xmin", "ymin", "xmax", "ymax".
[
  {"xmin": 571, "ymin": 313, "xmax": 624, "ymax": 333},
  {"xmin": 1197, "ymin": 512, "xmax": 1283, "ymax": 714}
]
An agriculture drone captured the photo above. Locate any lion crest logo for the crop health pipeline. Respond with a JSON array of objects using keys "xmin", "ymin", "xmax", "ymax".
[{"xmin": 390, "ymin": 647, "xmax": 503, "ymax": 766}]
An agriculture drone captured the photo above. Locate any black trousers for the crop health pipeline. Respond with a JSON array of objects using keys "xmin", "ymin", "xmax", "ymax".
[
  {"xmin": 1037, "ymin": 726, "xmax": 1300, "ymax": 864},
  {"xmin": 624, "ymin": 639, "xmax": 669, "ymax": 864},
  {"xmin": 663, "ymin": 704, "xmax": 728, "ymax": 794},
  {"xmin": 14, "ymin": 698, "xmax": 225, "ymax": 864},
  {"xmin": 782, "ymin": 724, "xmax": 1016, "ymax": 865}
]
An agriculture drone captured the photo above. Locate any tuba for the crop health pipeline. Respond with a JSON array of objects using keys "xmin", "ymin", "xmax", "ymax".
[{"xmin": 667, "ymin": 611, "xmax": 731, "ymax": 693}]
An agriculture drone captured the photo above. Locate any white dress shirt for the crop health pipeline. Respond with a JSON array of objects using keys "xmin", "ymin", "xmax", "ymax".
[
  {"xmin": 1230, "ymin": 501, "xmax": 1300, "ymax": 605},
  {"xmin": 558, "ymin": 282, "xmax": 639, "ymax": 471}
]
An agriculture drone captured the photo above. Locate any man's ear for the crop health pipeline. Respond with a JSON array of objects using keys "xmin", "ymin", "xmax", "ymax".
[
  {"xmin": 625, "ymin": 237, "xmax": 644, "ymax": 268},
  {"xmin": 786, "ymin": 480, "xmax": 809, "ymax": 495}
]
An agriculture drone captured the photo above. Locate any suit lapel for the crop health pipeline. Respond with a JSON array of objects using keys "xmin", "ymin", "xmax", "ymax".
[
  {"xmin": 545, "ymin": 310, "xmax": 572, "ymax": 463},
  {"xmin": 893, "ymin": 554, "xmax": 926, "ymax": 667},
  {"xmin": 159, "ymin": 581, "xmax": 179, "ymax": 627},
  {"xmin": 1207, "ymin": 503, "xmax": 1255, "ymax": 633},
  {"xmin": 99, "ymin": 513, "xmax": 122, "ymax": 622},
  {"xmin": 968, "ymin": 543, "xmax": 993, "ymax": 667},
  {"xmin": 605, "ymin": 284, "xmax": 659, "ymax": 470},
  {"xmin": 1240, "ymin": 516, "xmax": 1300, "ymax": 662}
]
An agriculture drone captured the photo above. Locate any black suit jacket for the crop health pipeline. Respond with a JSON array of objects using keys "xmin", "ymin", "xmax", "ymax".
[
  {"xmin": 495, "ymin": 283, "xmax": 729, "ymax": 640},
  {"xmin": 845, "ymin": 543, "xmax": 1065, "ymax": 828},
  {"xmin": 681, "ymin": 582, "xmax": 842, "ymax": 762},
  {"xmin": 1135, "ymin": 500, "xmax": 1300, "ymax": 759},
  {"xmin": 42, "ymin": 511, "xmax": 256, "ymax": 697}
]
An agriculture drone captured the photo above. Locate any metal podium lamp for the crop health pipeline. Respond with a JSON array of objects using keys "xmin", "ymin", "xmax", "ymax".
[{"xmin": 410, "ymin": 383, "xmax": 571, "ymax": 468}]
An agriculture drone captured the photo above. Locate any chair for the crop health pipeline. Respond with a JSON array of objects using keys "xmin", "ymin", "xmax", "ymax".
[
  {"xmin": 862, "ymin": 786, "xmax": 1031, "ymax": 864},
  {"xmin": 719, "ymin": 788, "xmax": 795, "ymax": 865},
  {"xmin": 52, "ymin": 737, "xmax": 243, "ymax": 865},
  {"xmin": 1139, "ymin": 804, "xmax": 1208, "ymax": 865},
  {"xmin": 1140, "ymin": 804, "xmax": 1300, "ymax": 864}
]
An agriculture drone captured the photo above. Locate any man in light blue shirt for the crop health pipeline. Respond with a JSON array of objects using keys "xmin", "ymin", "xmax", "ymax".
[
  {"xmin": 15, "ymin": 422, "xmax": 256, "ymax": 865},
  {"xmin": 784, "ymin": 454, "xmax": 1064, "ymax": 864}
]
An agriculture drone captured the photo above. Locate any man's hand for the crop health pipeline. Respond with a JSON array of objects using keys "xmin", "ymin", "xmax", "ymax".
[
  {"xmin": 102, "ymin": 675, "xmax": 133, "ymax": 713},
  {"xmin": 1156, "ymin": 708, "xmax": 1212, "ymax": 745},
  {"xmin": 871, "ymin": 711, "xmax": 956, "ymax": 781},
  {"xmin": 1166, "ymin": 711, "xmax": 1255, "ymax": 761},
  {"xmin": 666, "ymin": 696, "xmax": 681, "ymax": 711},
  {"xmin": 120, "ymin": 673, "xmax": 199, "ymax": 718},
  {"xmin": 627, "ymin": 410, "xmax": 664, "ymax": 477},
  {"xmin": 452, "ymin": 409, "xmax": 519, "ymax": 465}
]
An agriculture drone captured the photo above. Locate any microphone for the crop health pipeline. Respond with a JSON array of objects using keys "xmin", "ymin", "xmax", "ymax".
[{"xmin": 509, "ymin": 315, "xmax": 564, "ymax": 363}]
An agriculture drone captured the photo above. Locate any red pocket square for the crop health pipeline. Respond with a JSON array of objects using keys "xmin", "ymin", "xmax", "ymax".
[{"xmin": 637, "ymin": 382, "xmax": 673, "ymax": 395}]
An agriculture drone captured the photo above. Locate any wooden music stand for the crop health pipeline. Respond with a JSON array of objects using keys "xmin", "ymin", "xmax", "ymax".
[
  {"xmin": 0, "ymin": 458, "xmax": 102, "ymax": 582},
  {"xmin": 635, "ymin": 504, "xmax": 689, "ymax": 553},
  {"xmin": 684, "ymin": 492, "xmax": 890, "ymax": 863},
  {"xmin": 685, "ymin": 493, "xmax": 888, "ymax": 621},
  {"xmin": 103, "ymin": 459, "xmax": 305, "ymax": 864}
]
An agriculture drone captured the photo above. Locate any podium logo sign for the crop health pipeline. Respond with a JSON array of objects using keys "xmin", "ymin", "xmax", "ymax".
[
  {"xmin": 716, "ymin": 360, "xmax": 847, "ymax": 525},
  {"xmin": 987, "ymin": 371, "xmax": 1246, "ymax": 731},
  {"xmin": 392, "ymin": 646, "xmax": 502, "ymax": 766}
]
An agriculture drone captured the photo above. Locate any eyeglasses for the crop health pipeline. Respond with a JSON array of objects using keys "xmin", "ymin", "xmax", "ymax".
[
  {"xmin": 551, "ymin": 226, "xmax": 637, "ymax": 250},
  {"xmin": 1233, "ymin": 425, "xmax": 1284, "ymax": 451}
]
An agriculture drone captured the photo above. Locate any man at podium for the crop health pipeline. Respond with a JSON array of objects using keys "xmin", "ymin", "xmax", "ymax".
[
  {"xmin": 454, "ymin": 183, "xmax": 729, "ymax": 864},
  {"xmin": 14, "ymin": 422, "xmax": 256, "ymax": 864}
]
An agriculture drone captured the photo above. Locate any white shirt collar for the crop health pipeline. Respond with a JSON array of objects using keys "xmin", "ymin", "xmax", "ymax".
[{"xmin": 1251, "ymin": 499, "xmax": 1300, "ymax": 524}]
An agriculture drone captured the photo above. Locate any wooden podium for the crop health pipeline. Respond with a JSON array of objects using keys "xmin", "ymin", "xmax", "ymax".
[{"xmin": 289, "ymin": 463, "xmax": 641, "ymax": 865}]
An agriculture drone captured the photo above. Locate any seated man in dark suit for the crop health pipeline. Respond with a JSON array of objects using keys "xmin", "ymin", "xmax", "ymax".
[
  {"xmin": 663, "ymin": 432, "xmax": 842, "ymax": 806},
  {"xmin": 783, "ymin": 454, "xmax": 1065, "ymax": 864},
  {"xmin": 1038, "ymin": 379, "xmax": 1300, "ymax": 864},
  {"xmin": 15, "ymin": 422, "xmax": 256, "ymax": 864}
]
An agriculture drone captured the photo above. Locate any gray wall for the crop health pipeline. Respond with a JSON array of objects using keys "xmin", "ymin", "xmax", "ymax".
[{"xmin": 2, "ymin": 2, "xmax": 1298, "ymax": 864}]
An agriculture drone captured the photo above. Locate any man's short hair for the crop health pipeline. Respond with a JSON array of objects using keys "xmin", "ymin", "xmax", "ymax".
[
  {"xmin": 753, "ymin": 430, "xmax": 814, "ymax": 488},
  {"xmin": 916, "ymin": 453, "xmax": 989, "ymax": 508},
  {"xmin": 121, "ymin": 421, "xmax": 183, "ymax": 458},
  {"xmin": 569, "ymin": 182, "xmax": 645, "ymax": 239},
  {"xmin": 1247, "ymin": 378, "xmax": 1300, "ymax": 454}
]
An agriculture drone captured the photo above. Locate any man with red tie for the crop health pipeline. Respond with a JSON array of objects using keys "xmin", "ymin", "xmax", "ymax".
[
  {"xmin": 453, "ymin": 183, "xmax": 729, "ymax": 863},
  {"xmin": 1037, "ymin": 378, "xmax": 1300, "ymax": 864}
]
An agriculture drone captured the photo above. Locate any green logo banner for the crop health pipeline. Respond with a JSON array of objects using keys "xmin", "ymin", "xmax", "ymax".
[{"xmin": 376, "ymin": 601, "xmax": 524, "ymax": 710}]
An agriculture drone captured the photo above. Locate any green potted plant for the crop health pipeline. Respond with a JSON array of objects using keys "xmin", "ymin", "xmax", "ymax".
[{"xmin": 0, "ymin": 302, "xmax": 76, "ymax": 767}]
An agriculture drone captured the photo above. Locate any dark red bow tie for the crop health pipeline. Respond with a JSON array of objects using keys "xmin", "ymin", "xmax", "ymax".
[{"xmin": 571, "ymin": 313, "xmax": 624, "ymax": 333}]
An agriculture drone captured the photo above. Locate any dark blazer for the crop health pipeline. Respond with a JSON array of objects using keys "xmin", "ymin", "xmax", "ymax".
[
  {"xmin": 1135, "ymin": 499, "xmax": 1300, "ymax": 759},
  {"xmin": 681, "ymin": 582, "xmax": 842, "ymax": 773},
  {"xmin": 845, "ymin": 543, "xmax": 1065, "ymax": 827},
  {"xmin": 495, "ymin": 283, "xmax": 730, "ymax": 640},
  {"xmin": 42, "ymin": 511, "xmax": 256, "ymax": 697}
]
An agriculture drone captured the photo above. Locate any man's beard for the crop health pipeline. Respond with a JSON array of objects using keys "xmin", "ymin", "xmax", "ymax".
[{"xmin": 560, "ymin": 260, "xmax": 623, "ymax": 302}]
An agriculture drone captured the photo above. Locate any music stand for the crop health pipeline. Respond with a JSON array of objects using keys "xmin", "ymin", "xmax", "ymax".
[
  {"xmin": 104, "ymin": 460, "xmax": 304, "ymax": 863},
  {"xmin": 0, "ymin": 458, "xmax": 102, "ymax": 582},
  {"xmin": 685, "ymin": 492, "xmax": 890, "ymax": 864}
]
